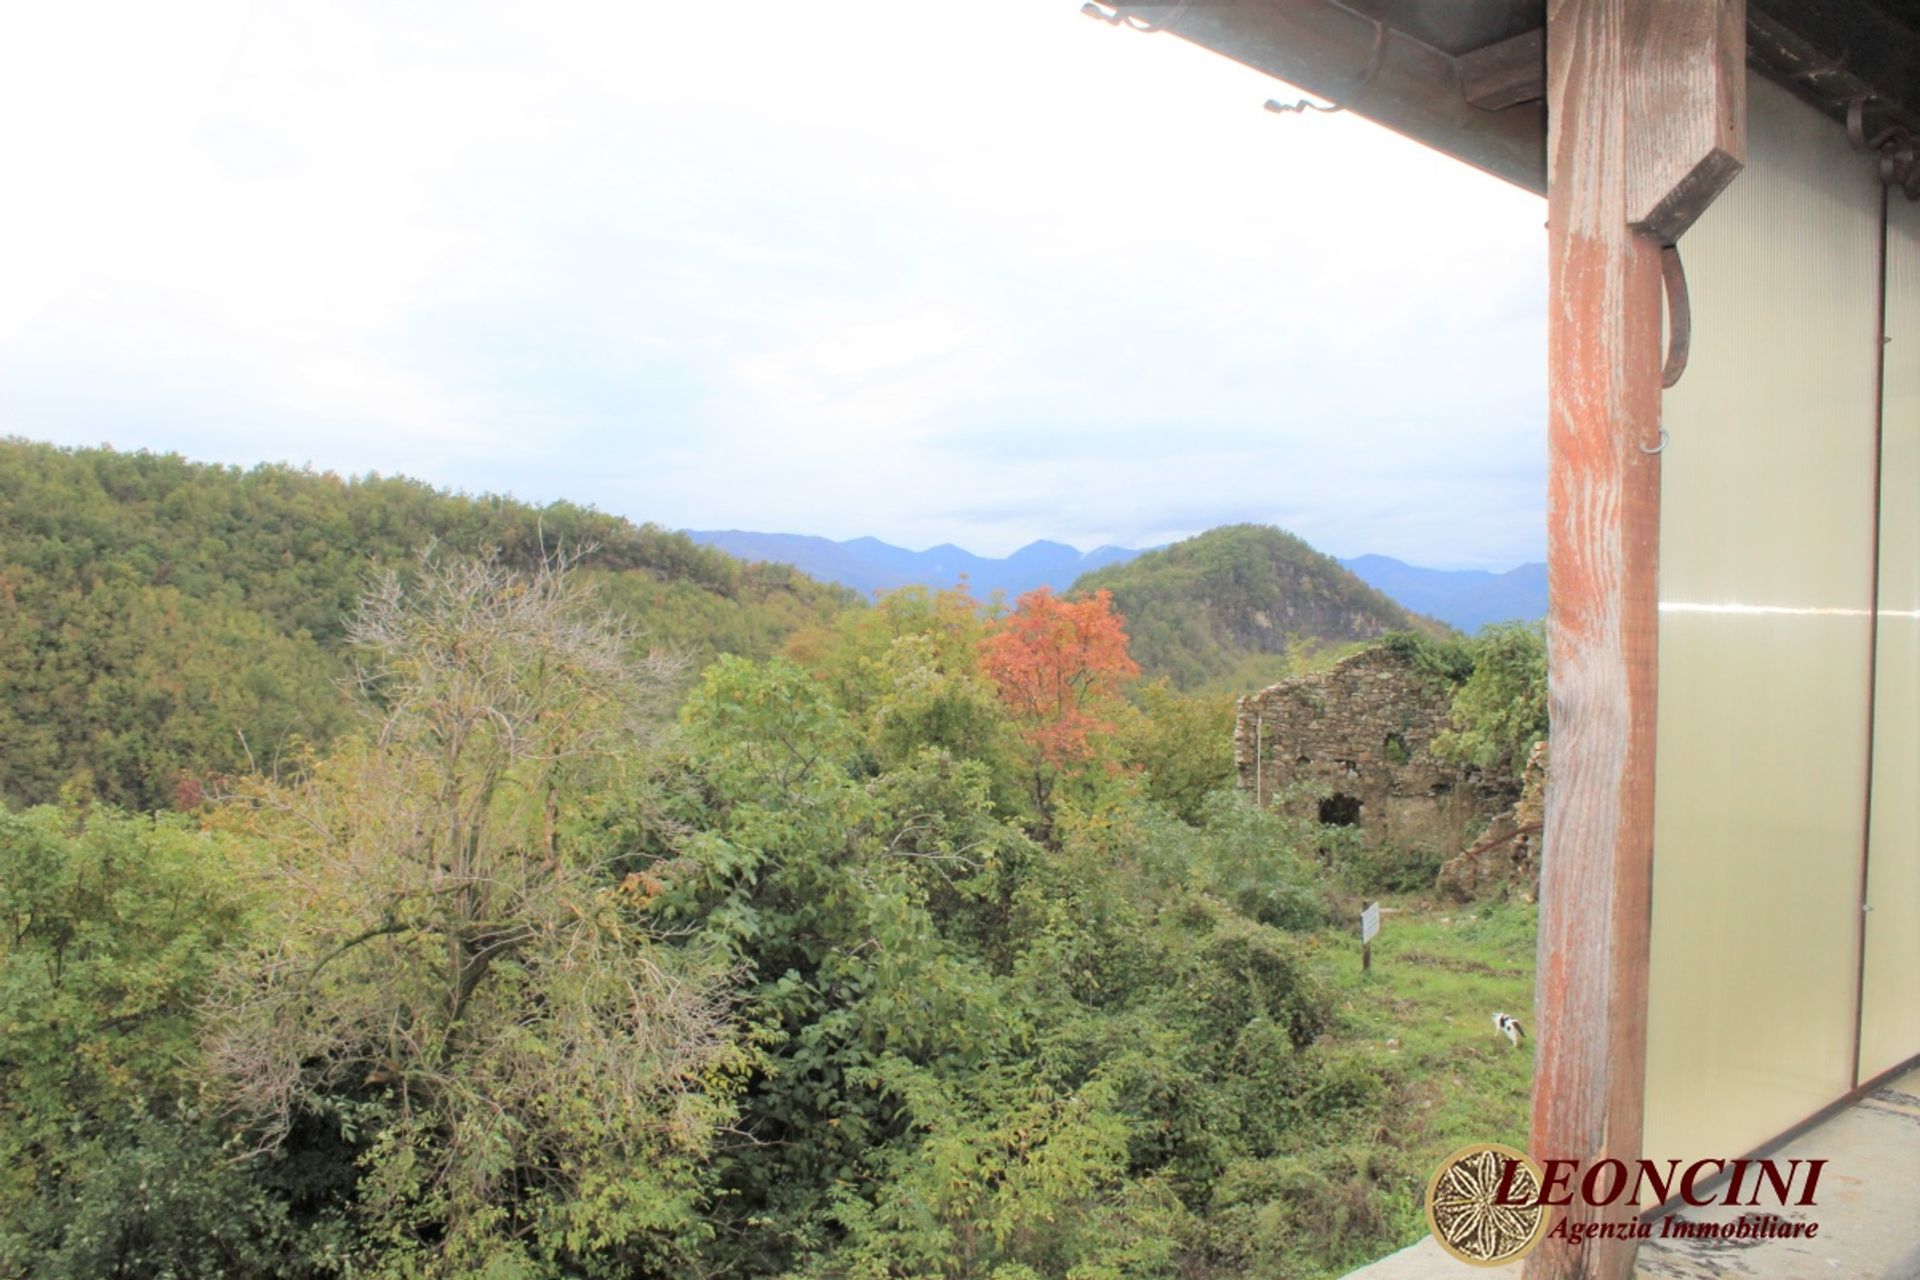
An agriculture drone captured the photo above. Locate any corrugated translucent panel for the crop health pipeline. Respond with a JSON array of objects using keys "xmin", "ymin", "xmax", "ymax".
[
  {"xmin": 1643, "ymin": 74, "xmax": 1883, "ymax": 1166},
  {"xmin": 1861, "ymin": 191, "xmax": 1920, "ymax": 1083}
]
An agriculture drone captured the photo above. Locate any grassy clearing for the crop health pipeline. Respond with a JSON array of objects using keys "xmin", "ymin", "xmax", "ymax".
[{"xmin": 1299, "ymin": 894, "xmax": 1537, "ymax": 1271}]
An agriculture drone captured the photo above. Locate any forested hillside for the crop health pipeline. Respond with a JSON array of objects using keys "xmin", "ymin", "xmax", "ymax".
[
  {"xmin": 0, "ymin": 440, "xmax": 855, "ymax": 810},
  {"xmin": 1072, "ymin": 524, "xmax": 1443, "ymax": 691},
  {"xmin": 0, "ymin": 530, "xmax": 1537, "ymax": 1280}
]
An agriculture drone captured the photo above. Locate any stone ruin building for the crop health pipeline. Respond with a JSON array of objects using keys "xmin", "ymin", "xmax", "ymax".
[
  {"xmin": 1234, "ymin": 644, "xmax": 1521, "ymax": 871},
  {"xmin": 1435, "ymin": 739, "xmax": 1546, "ymax": 902}
]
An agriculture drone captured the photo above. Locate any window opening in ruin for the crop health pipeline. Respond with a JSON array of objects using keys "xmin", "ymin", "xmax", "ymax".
[
  {"xmin": 1319, "ymin": 793, "xmax": 1362, "ymax": 826},
  {"xmin": 1384, "ymin": 731, "xmax": 1411, "ymax": 764}
]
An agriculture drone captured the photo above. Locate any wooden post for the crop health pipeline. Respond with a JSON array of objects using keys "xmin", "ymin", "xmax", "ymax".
[
  {"xmin": 1528, "ymin": 3, "xmax": 1741, "ymax": 1278},
  {"xmin": 1255, "ymin": 711, "xmax": 1264, "ymax": 808}
]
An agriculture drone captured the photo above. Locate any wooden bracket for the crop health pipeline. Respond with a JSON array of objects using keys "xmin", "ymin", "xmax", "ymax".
[{"xmin": 1627, "ymin": 0, "xmax": 1748, "ymax": 243}]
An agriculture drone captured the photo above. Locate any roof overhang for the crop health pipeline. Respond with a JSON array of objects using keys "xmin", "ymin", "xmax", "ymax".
[{"xmin": 1086, "ymin": 0, "xmax": 1920, "ymax": 197}]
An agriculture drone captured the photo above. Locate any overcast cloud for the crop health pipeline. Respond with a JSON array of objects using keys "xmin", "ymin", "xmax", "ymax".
[{"xmin": 0, "ymin": 1, "xmax": 1546, "ymax": 568}]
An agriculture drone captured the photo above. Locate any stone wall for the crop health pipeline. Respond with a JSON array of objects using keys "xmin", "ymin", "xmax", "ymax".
[
  {"xmin": 1234, "ymin": 645, "xmax": 1513, "ymax": 854},
  {"xmin": 1437, "ymin": 740, "xmax": 1547, "ymax": 902}
]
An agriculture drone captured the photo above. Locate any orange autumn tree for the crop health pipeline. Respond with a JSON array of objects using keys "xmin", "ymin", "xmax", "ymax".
[{"xmin": 980, "ymin": 587, "xmax": 1140, "ymax": 834}]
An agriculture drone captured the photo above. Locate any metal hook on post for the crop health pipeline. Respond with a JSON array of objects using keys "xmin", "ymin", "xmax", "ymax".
[
  {"xmin": 1643, "ymin": 245, "xmax": 1690, "ymax": 455},
  {"xmin": 1660, "ymin": 244, "xmax": 1691, "ymax": 390}
]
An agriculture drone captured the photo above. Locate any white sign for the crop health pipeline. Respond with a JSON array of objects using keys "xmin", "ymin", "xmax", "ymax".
[{"xmin": 1360, "ymin": 902, "xmax": 1381, "ymax": 945}]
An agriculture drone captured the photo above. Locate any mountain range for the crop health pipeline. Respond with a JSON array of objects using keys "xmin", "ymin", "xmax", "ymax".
[
  {"xmin": 687, "ymin": 531, "xmax": 1140, "ymax": 601},
  {"xmin": 687, "ymin": 530, "xmax": 1545, "ymax": 633},
  {"xmin": 1338, "ymin": 555, "xmax": 1548, "ymax": 634}
]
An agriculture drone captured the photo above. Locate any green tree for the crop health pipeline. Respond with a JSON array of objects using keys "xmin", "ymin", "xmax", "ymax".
[
  {"xmin": 784, "ymin": 585, "xmax": 991, "ymax": 717},
  {"xmin": 662, "ymin": 656, "xmax": 1035, "ymax": 1274},
  {"xmin": 1116, "ymin": 679, "xmax": 1236, "ymax": 824},
  {"xmin": 0, "ymin": 804, "xmax": 300, "ymax": 1279},
  {"xmin": 203, "ymin": 551, "xmax": 740, "ymax": 1278},
  {"xmin": 1433, "ymin": 622, "xmax": 1548, "ymax": 776}
]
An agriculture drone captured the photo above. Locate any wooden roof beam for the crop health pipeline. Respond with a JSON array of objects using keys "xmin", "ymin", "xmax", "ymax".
[
  {"xmin": 1749, "ymin": 0, "xmax": 1920, "ymax": 127},
  {"xmin": 1100, "ymin": 0, "xmax": 1547, "ymax": 193},
  {"xmin": 1459, "ymin": 28, "xmax": 1546, "ymax": 112}
]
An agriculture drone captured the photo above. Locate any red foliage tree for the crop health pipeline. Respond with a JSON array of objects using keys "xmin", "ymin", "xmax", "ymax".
[{"xmin": 980, "ymin": 587, "xmax": 1140, "ymax": 831}]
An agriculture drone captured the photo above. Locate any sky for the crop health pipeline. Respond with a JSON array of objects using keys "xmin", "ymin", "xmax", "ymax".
[{"xmin": 0, "ymin": 1, "xmax": 1547, "ymax": 570}]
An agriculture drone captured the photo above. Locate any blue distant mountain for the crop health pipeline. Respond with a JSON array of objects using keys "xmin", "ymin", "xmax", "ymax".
[
  {"xmin": 686, "ymin": 531, "xmax": 1144, "ymax": 600},
  {"xmin": 1338, "ymin": 554, "xmax": 1547, "ymax": 632},
  {"xmin": 687, "ymin": 531, "xmax": 1546, "ymax": 633}
]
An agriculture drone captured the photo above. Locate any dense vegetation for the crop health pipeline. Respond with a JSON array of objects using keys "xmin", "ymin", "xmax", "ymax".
[
  {"xmin": 0, "ymin": 440, "xmax": 856, "ymax": 811},
  {"xmin": 0, "ymin": 561, "xmax": 1532, "ymax": 1280},
  {"xmin": 1430, "ymin": 622, "xmax": 1549, "ymax": 775},
  {"xmin": 1069, "ymin": 525, "xmax": 1442, "ymax": 693},
  {"xmin": 0, "ymin": 449, "xmax": 1540, "ymax": 1279}
]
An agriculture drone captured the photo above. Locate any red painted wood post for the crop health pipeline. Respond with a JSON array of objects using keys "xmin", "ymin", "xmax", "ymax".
[{"xmin": 1527, "ymin": 2, "xmax": 1741, "ymax": 1278}]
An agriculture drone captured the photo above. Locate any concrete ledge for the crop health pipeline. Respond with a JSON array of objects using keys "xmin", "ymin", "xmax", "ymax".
[
  {"xmin": 1337, "ymin": 1234, "xmax": 1489, "ymax": 1279},
  {"xmin": 1340, "ymin": 1067, "xmax": 1920, "ymax": 1280}
]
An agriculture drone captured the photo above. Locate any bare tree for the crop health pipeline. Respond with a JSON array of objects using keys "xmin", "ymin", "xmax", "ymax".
[{"xmin": 204, "ymin": 548, "xmax": 736, "ymax": 1270}]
